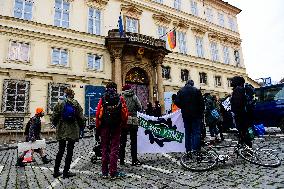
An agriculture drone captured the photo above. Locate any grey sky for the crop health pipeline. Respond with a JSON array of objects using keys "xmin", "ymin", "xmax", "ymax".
[{"xmin": 226, "ymin": 0, "xmax": 284, "ymax": 82}]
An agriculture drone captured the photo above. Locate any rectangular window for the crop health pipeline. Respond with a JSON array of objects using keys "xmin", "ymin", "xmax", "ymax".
[
  {"xmin": 191, "ymin": 1, "xmax": 198, "ymax": 16},
  {"xmin": 210, "ymin": 42, "xmax": 219, "ymax": 62},
  {"xmin": 206, "ymin": 8, "xmax": 213, "ymax": 23},
  {"xmin": 195, "ymin": 36, "xmax": 204, "ymax": 58},
  {"xmin": 87, "ymin": 54, "xmax": 103, "ymax": 71},
  {"xmin": 8, "ymin": 41, "xmax": 30, "ymax": 62},
  {"xmin": 174, "ymin": 0, "xmax": 181, "ymax": 10},
  {"xmin": 178, "ymin": 32, "xmax": 187, "ymax": 54},
  {"xmin": 88, "ymin": 8, "xmax": 101, "ymax": 35},
  {"xmin": 181, "ymin": 69, "xmax": 189, "ymax": 82},
  {"xmin": 223, "ymin": 46, "xmax": 230, "ymax": 64},
  {"xmin": 155, "ymin": 0, "xmax": 163, "ymax": 3},
  {"xmin": 162, "ymin": 66, "xmax": 171, "ymax": 80},
  {"xmin": 215, "ymin": 76, "xmax": 222, "ymax": 87},
  {"xmin": 2, "ymin": 80, "xmax": 30, "ymax": 113},
  {"xmin": 199, "ymin": 72, "xmax": 207, "ymax": 84},
  {"xmin": 227, "ymin": 78, "xmax": 233, "ymax": 87},
  {"xmin": 51, "ymin": 48, "xmax": 68, "ymax": 66},
  {"xmin": 234, "ymin": 50, "xmax": 241, "ymax": 66},
  {"xmin": 14, "ymin": 0, "xmax": 33, "ymax": 20},
  {"xmin": 158, "ymin": 26, "xmax": 168, "ymax": 48},
  {"xmin": 4, "ymin": 117, "xmax": 24, "ymax": 130},
  {"xmin": 48, "ymin": 83, "xmax": 70, "ymax": 113},
  {"xmin": 54, "ymin": 0, "xmax": 70, "ymax": 28},
  {"xmin": 218, "ymin": 13, "xmax": 225, "ymax": 27},
  {"xmin": 126, "ymin": 17, "xmax": 138, "ymax": 33},
  {"xmin": 228, "ymin": 17, "xmax": 236, "ymax": 31}
]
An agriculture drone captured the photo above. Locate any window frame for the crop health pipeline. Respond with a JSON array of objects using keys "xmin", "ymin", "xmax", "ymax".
[
  {"xmin": 13, "ymin": 0, "xmax": 33, "ymax": 20},
  {"xmin": 162, "ymin": 65, "xmax": 171, "ymax": 80},
  {"xmin": 174, "ymin": 0, "xmax": 181, "ymax": 10},
  {"xmin": 228, "ymin": 17, "xmax": 236, "ymax": 31},
  {"xmin": 181, "ymin": 69, "xmax": 189, "ymax": 82},
  {"xmin": 88, "ymin": 7, "xmax": 101, "ymax": 35},
  {"xmin": 125, "ymin": 16, "xmax": 139, "ymax": 33},
  {"xmin": 191, "ymin": 0, "xmax": 198, "ymax": 16},
  {"xmin": 8, "ymin": 40, "xmax": 31, "ymax": 63},
  {"xmin": 199, "ymin": 72, "xmax": 207, "ymax": 85},
  {"xmin": 227, "ymin": 78, "xmax": 233, "ymax": 88},
  {"xmin": 195, "ymin": 36, "xmax": 204, "ymax": 58},
  {"xmin": 214, "ymin": 76, "xmax": 222, "ymax": 87},
  {"xmin": 54, "ymin": 0, "xmax": 70, "ymax": 28},
  {"xmin": 206, "ymin": 7, "xmax": 214, "ymax": 23},
  {"xmin": 218, "ymin": 12, "xmax": 225, "ymax": 27},
  {"xmin": 87, "ymin": 53, "xmax": 103, "ymax": 71},
  {"xmin": 223, "ymin": 46, "xmax": 230, "ymax": 64},
  {"xmin": 1, "ymin": 79, "xmax": 30, "ymax": 114},
  {"xmin": 210, "ymin": 42, "xmax": 219, "ymax": 62},
  {"xmin": 178, "ymin": 31, "xmax": 187, "ymax": 54},
  {"xmin": 47, "ymin": 83, "xmax": 70, "ymax": 114},
  {"xmin": 51, "ymin": 47, "xmax": 69, "ymax": 67},
  {"xmin": 234, "ymin": 50, "xmax": 241, "ymax": 66}
]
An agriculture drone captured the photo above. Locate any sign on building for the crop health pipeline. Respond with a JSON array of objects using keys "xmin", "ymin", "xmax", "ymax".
[{"xmin": 85, "ymin": 85, "xmax": 105, "ymax": 117}]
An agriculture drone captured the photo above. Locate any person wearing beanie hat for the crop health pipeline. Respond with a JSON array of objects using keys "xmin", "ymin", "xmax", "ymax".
[
  {"xmin": 16, "ymin": 107, "xmax": 52, "ymax": 167},
  {"xmin": 120, "ymin": 84, "xmax": 142, "ymax": 166}
]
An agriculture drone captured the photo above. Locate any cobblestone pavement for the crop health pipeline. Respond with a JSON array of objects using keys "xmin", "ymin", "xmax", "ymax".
[{"xmin": 0, "ymin": 132, "xmax": 283, "ymax": 189}]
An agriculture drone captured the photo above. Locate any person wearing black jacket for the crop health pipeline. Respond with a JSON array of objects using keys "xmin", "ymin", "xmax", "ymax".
[
  {"xmin": 231, "ymin": 76, "xmax": 252, "ymax": 147},
  {"xmin": 175, "ymin": 80, "xmax": 205, "ymax": 152}
]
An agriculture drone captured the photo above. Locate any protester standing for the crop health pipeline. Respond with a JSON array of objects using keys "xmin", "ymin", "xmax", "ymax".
[
  {"xmin": 16, "ymin": 108, "xmax": 51, "ymax": 167},
  {"xmin": 52, "ymin": 88, "xmax": 85, "ymax": 178},
  {"xmin": 153, "ymin": 101, "xmax": 162, "ymax": 117},
  {"xmin": 175, "ymin": 80, "xmax": 205, "ymax": 152},
  {"xmin": 145, "ymin": 102, "xmax": 154, "ymax": 116},
  {"xmin": 171, "ymin": 94, "xmax": 179, "ymax": 113},
  {"xmin": 96, "ymin": 82, "xmax": 128, "ymax": 179},
  {"xmin": 231, "ymin": 76, "xmax": 253, "ymax": 147},
  {"xmin": 119, "ymin": 85, "xmax": 142, "ymax": 166}
]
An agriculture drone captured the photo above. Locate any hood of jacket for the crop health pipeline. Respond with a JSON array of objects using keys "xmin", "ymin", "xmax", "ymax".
[{"xmin": 122, "ymin": 89, "xmax": 134, "ymax": 97}]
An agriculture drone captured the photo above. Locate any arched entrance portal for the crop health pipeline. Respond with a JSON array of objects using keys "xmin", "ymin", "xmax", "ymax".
[{"xmin": 125, "ymin": 67, "xmax": 149, "ymax": 109}]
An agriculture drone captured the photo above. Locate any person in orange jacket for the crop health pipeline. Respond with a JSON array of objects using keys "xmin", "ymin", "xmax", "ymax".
[
  {"xmin": 171, "ymin": 94, "xmax": 179, "ymax": 113},
  {"xmin": 95, "ymin": 82, "xmax": 128, "ymax": 179}
]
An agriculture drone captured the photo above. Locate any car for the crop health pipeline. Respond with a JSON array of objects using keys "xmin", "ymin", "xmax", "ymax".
[{"xmin": 253, "ymin": 83, "xmax": 284, "ymax": 132}]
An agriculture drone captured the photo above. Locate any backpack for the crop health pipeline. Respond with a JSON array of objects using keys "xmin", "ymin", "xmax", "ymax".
[
  {"xmin": 24, "ymin": 118, "xmax": 32, "ymax": 136},
  {"xmin": 62, "ymin": 100, "xmax": 76, "ymax": 122},
  {"xmin": 101, "ymin": 95, "xmax": 122, "ymax": 125},
  {"xmin": 244, "ymin": 83, "xmax": 256, "ymax": 113}
]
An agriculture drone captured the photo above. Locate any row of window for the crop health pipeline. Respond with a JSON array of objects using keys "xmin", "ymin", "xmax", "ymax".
[
  {"xmin": 2, "ymin": 80, "xmax": 71, "ymax": 114},
  {"xmin": 7, "ymin": 41, "xmax": 103, "ymax": 71},
  {"xmin": 161, "ymin": 66, "xmax": 233, "ymax": 88},
  {"xmin": 155, "ymin": 0, "xmax": 237, "ymax": 31},
  {"xmin": 13, "ymin": 0, "xmax": 236, "ymax": 37}
]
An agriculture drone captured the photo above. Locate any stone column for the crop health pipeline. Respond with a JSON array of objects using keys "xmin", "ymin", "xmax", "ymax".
[
  {"xmin": 152, "ymin": 53, "xmax": 165, "ymax": 113},
  {"xmin": 110, "ymin": 47, "xmax": 123, "ymax": 93},
  {"xmin": 156, "ymin": 63, "xmax": 164, "ymax": 112}
]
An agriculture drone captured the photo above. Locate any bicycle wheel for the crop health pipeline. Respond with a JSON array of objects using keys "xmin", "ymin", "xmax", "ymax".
[
  {"xmin": 180, "ymin": 149, "xmax": 218, "ymax": 172},
  {"xmin": 239, "ymin": 147, "xmax": 281, "ymax": 167}
]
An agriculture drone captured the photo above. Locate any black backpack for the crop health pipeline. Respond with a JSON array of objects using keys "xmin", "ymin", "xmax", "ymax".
[
  {"xmin": 101, "ymin": 95, "xmax": 122, "ymax": 125},
  {"xmin": 24, "ymin": 118, "xmax": 32, "ymax": 136},
  {"xmin": 244, "ymin": 83, "xmax": 256, "ymax": 113}
]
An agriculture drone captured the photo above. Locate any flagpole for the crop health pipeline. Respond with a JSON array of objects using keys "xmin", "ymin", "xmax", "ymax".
[{"xmin": 159, "ymin": 27, "xmax": 176, "ymax": 39}]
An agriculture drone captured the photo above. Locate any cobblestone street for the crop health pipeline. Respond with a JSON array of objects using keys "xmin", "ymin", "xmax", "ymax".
[{"xmin": 0, "ymin": 132, "xmax": 283, "ymax": 189}]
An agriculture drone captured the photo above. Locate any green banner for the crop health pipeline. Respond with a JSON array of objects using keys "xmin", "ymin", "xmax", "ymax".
[{"xmin": 139, "ymin": 117, "xmax": 184, "ymax": 143}]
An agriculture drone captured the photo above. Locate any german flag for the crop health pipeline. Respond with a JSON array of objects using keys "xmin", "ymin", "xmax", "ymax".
[{"xmin": 167, "ymin": 30, "xmax": 176, "ymax": 49}]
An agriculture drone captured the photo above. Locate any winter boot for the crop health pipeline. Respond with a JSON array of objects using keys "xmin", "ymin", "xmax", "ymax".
[
  {"xmin": 16, "ymin": 157, "xmax": 25, "ymax": 167},
  {"xmin": 42, "ymin": 156, "xmax": 52, "ymax": 164}
]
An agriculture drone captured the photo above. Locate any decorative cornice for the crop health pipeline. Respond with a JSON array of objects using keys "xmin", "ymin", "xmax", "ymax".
[
  {"xmin": 85, "ymin": 0, "xmax": 109, "ymax": 9},
  {"xmin": 121, "ymin": 4, "xmax": 143, "ymax": 19},
  {"xmin": 152, "ymin": 14, "xmax": 171, "ymax": 26},
  {"xmin": 173, "ymin": 20, "xmax": 190, "ymax": 30},
  {"xmin": 191, "ymin": 26, "xmax": 207, "ymax": 35}
]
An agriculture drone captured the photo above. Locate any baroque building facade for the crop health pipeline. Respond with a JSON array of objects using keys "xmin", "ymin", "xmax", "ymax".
[{"xmin": 0, "ymin": 0, "xmax": 257, "ymax": 130}]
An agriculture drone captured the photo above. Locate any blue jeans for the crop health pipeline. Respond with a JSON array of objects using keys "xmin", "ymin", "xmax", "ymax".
[{"xmin": 183, "ymin": 117, "xmax": 202, "ymax": 152}]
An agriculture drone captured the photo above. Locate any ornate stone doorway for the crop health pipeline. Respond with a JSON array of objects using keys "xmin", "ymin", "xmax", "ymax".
[{"xmin": 125, "ymin": 67, "xmax": 149, "ymax": 109}]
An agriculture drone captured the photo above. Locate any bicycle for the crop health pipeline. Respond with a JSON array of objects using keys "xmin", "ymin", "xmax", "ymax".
[{"xmin": 180, "ymin": 141, "xmax": 281, "ymax": 172}]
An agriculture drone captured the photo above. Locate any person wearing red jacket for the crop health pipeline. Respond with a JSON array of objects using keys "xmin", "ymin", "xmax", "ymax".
[{"xmin": 96, "ymin": 82, "xmax": 128, "ymax": 179}]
